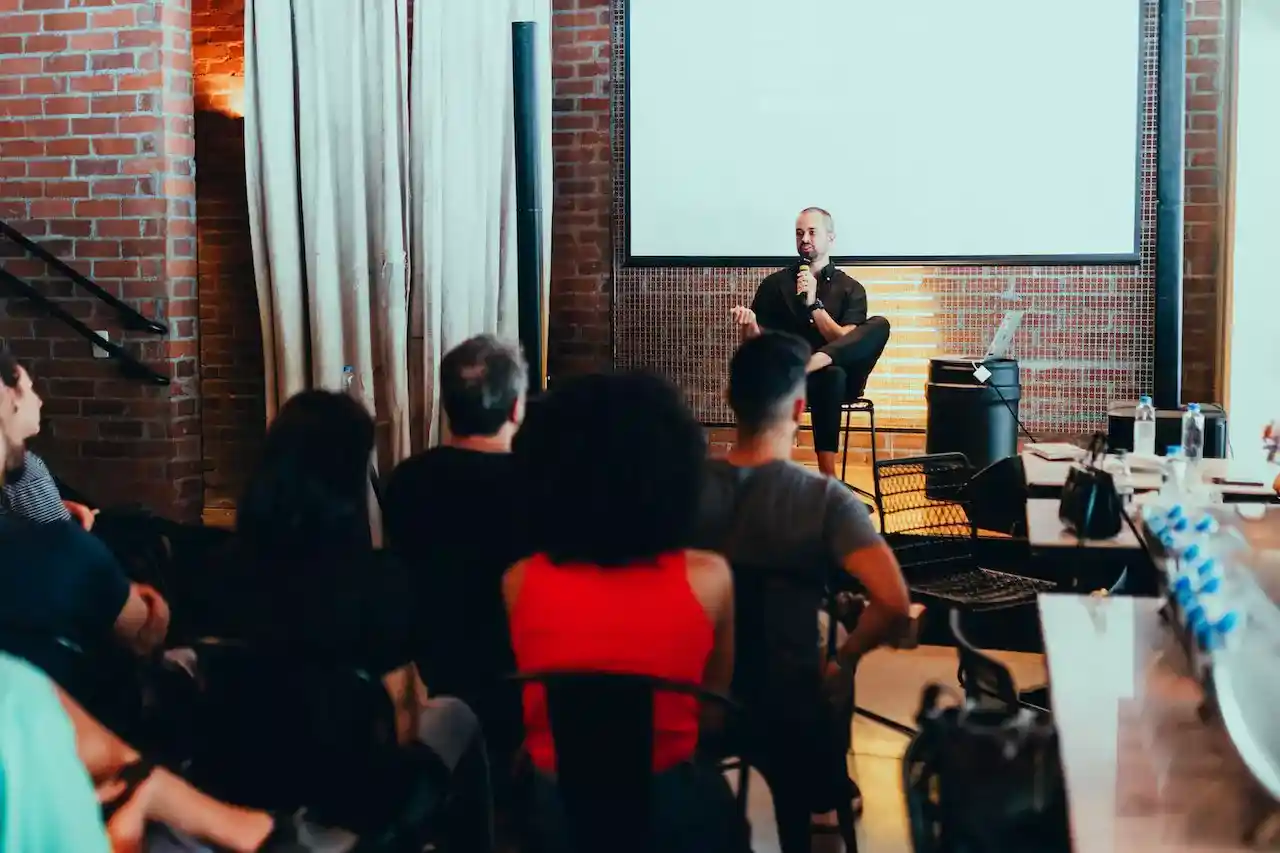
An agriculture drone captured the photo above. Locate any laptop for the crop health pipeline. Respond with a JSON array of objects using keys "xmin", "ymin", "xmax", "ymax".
[{"xmin": 985, "ymin": 310, "xmax": 1025, "ymax": 359}]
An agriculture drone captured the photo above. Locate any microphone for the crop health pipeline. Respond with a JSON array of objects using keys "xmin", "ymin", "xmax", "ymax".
[{"xmin": 797, "ymin": 258, "xmax": 811, "ymax": 300}]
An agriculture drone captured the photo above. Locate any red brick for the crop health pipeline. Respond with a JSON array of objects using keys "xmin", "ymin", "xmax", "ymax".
[
  {"xmin": 42, "ymin": 52, "xmax": 85, "ymax": 72},
  {"xmin": 67, "ymin": 31, "xmax": 114, "ymax": 50},
  {"xmin": 41, "ymin": 11, "xmax": 86, "ymax": 30},
  {"xmin": 22, "ymin": 75, "xmax": 63, "ymax": 95},
  {"xmin": 90, "ymin": 51, "xmax": 135, "ymax": 71},
  {"xmin": 45, "ymin": 137, "xmax": 89, "ymax": 156},
  {"xmin": 43, "ymin": 95, "xmax": 89, "ymax": 115}
]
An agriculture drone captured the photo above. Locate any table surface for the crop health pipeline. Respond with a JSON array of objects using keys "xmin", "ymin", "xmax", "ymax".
[
  {"xmin": 1026, "ymin": 498, "xmax": 1142, "ymax": 550},
  {"xmin": 1039, "ymin": 594, "xmax": 1278, "ymax": 852},
  {"xmin": 1022, "ymin": 453, "xmax": 1279, "ymax": 498}
]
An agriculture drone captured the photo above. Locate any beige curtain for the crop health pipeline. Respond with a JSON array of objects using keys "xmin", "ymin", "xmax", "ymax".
[
  {"xmin": 243, "ymin": 0, "xmax": 412, "ymax": 468},
  {"xmin": 410, "ymin": 0, "xmax": 553, "ymax": 448}
]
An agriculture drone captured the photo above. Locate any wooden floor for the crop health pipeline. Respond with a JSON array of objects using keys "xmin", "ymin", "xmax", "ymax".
[{"xmin": 736, "ymin": 643, "xmax": 1047, "ymax": 852}]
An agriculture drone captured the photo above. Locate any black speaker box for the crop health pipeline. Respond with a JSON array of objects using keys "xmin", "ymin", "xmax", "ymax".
[{"xmin": 1106, "ymin": 401, "xmax": 1227, "ymax": 458}]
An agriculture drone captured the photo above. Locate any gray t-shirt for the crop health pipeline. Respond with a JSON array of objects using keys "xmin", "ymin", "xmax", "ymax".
[
  {"xmin": 694, "ymin": 458, "xmax": 882, "ymax": 677},
  {"xmin": 695, "ymin": 459, "xmax": 880, "ymax": 583}
]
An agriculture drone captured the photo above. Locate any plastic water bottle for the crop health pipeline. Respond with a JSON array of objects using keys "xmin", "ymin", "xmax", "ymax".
[
  {"xmin": 1134, "ymin": 396, "xmax": 1157, "ymax": 456},
  {"xmin": 342, "ymin": 365, "xmax": 356, "ymax": 396},
  {"xmin": 1182, "ymin": 403, "xmax": 1205, "ymax": 464}
]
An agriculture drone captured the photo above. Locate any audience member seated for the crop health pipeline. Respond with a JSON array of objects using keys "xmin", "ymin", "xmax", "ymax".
[
  {"xmin": 0, "ymin": 394, "xmax": 302, "ymax": 853},
  {"xmin": 0, "ymin": 351, "xmax": 171, "ymax": 695},
  {"xmin": 0, "ymin": 354, "xmax": 95, "ymax": 529},
  {"xmin": 505, "ymin": 371, "xmax": 740, "ymax": 853},
  {"xmin": 210, "ymin": 389, "xmax": 493, "ymax": 847},
  {"xmin": 385, "ymin": 334, "xmax": 529, "ymax": 775},
  {"xmin": 694, "ymin": 332, "xmax": 912, "ymax": 853}
]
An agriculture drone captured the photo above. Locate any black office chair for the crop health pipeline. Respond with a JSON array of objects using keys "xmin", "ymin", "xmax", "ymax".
[
  {"xmin": 724, "ymin": 564, "xmax": 860, "ymax": 853},
  {"xmin": 183, "ymin": 639, "xmax": 453, "ymax": 850},
  {"xmin": 875, "ymin": 453, "xmax": 1056, "ymax": 611},
  {"xmin": 949, "ymin": 610, "xmax": 1050, "ymax": 714},
  {"xmin": 510, "ymin": 670, "xmax": 743, "ymax": 853}
]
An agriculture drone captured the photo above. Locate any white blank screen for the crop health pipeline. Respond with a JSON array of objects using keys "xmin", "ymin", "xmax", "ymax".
[{"xmin": 626, "ymin": 0, "xmax": 1143, "ymax": 262}]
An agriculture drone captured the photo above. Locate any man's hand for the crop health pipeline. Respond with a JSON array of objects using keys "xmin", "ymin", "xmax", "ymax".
[
  {"xmin": 64, "ymin": 500, "xmax": 97, "ymax": 532},
  {"xmin": 730, "ymin": 305, "xmax": 761, "ymax": 339},
  {"xmin": 796, "ymin": 267, "xmax": 818, "ymax": 305}
]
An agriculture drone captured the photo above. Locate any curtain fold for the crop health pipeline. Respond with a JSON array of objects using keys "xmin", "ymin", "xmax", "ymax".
[
  {"xmin": 244, "ymin": 0, "xmax": 411, "ymax": 467},
  {"xmin": 246, "ymin": 0, "xmax": 552, "ymax": 460},
  {"xmin": 410, "ymin": 0, "xmax": 553, "ymax": 448}
]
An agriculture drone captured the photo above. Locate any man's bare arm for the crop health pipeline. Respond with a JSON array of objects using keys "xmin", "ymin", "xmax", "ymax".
[
  {"xmin": 835, "ymin": 541, "xmax": 911, "ymax": 667},
  {"xmin": 812, "ymin": 308, "xmax": 857, "ymax": 343}
]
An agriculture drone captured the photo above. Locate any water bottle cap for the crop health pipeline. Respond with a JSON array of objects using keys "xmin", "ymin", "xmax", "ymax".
[
  {"xmin": 1193, "ymin": 516, "xmax": 1218, "ymax": 533},
  {"xmin": 1195, "ymin": 621, "xmax": 1218, "ymax": 651},
  {"xmin": 1171, "ymin": 517, "xmax": 1189, "ymax": 533},
  {"xmin": 1184, "ymin": 601, "xmax": 1205, "ymax": 623},
  {"xmin": 1199, "ymin": 576, "xmax": 1222, "ymax": 595},
  {"xmin": 343, "ymin": 365, "xmax": 354, "ymax": 372},
  {"xmin": 1140, "ymin": 395, "xmax": 1152, "ymax": 404},
  {"xmin": 1183, "ymin": 543, "xmax": 1201, "ymax": 561},
  {"xmin": 1172, "ymin": 574, "xmax": 1193, "ymax": 594},
  {"xmin": 1159, "ymin": 531, "xmax": 1176, "ymax": 548},
  {"xmin": 1217, "ymin": 611, "xmax": 1240, "ymax": 634},
  {"xmin": 1195, "ymin": 558, "xmax": 1218, "ymax": 577},
  {"xmin": 1168, "ymin": 445, "xmax": 1184, "ymax": 457},
  {"xmin": 1166, "ymin": 504, "xmax": 1185, "ymax": 519},
  {"xmin": 1188, "ymin": 403, "xmax": 1201, "ymax": 412}
]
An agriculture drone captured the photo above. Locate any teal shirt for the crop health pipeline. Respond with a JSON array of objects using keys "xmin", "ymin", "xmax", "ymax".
[{"xmin": 0, "ymin": 653, "xmax": 110, "ymax": 852}]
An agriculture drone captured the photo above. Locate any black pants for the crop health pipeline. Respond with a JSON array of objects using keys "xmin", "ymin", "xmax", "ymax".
[{"xmin": 807, "ymin": 316, "xmax": 891, "ymax": 453}]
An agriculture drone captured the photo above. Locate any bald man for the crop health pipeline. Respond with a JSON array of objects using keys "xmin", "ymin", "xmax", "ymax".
[{"xmin": 730, "ymin": 208, "xmax": 891, "ymax": 478}]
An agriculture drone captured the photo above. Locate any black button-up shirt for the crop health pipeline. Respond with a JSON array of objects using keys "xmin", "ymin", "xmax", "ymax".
[{"xmin": 750, "ymin": 262, "xmax": 868, "ymax": 352}]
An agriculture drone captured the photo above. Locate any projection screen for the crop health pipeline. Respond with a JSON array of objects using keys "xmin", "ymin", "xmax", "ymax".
[{"xmin": 624, "ymin": 0, "xmax": 1145, "ymax": 265}]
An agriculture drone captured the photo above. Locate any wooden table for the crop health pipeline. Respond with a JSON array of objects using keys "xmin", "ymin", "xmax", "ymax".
[
  {"xmin": 1022, "ymin": 453, "xmax": 1279, "ymax": 501},
  {"xmin": 1026, "ymin": 498, "xmax": 1142, "ymax": 551},
  {"xmin": 1039, "ymin": 594, "xmax": 1280, "ymax": 852}
]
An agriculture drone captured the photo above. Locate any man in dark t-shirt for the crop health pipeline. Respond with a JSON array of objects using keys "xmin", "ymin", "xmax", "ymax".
[
  {"xmin": 729, "ymin": 208, "xmax": 891, "ymax": 478},
  {"xmin": 0, "ymin": 351, "xmax": 169, "ymax": 692},
  {"xmin": 384, "ymin": 335, "xmax": 529, "ymax": 769}
]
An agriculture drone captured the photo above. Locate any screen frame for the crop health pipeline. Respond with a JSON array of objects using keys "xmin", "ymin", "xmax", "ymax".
[{"xmin": 620, "ymin": 0, "xmax": 1147, "ymax": 269}]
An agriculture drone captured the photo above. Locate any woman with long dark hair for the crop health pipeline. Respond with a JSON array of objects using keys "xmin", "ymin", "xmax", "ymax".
[{"xmin": 210, "ymin": 390, "xmax": 492, "ymax": 847}]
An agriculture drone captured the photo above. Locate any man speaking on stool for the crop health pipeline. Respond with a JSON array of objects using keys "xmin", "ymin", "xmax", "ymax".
[{"xmin": 730, "ymin": 208, "xmax": 891, "ymax": 478}]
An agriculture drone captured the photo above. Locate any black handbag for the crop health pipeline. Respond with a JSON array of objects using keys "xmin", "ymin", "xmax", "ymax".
[
  {"xmin": 1058, "ymin": 432, "xmax": 1122, "ymax": 539},
  {"xmin": 904, "ymin": 684, "xmax": 1069, "ymax": 853}
]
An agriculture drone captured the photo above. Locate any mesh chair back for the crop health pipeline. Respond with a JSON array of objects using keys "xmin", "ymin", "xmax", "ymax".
[
  {"xmin": 875, "ymin": 454, "xmax": 1055, "ymax": 611},
  {"xmin": 512, "ymin": 670, "xmax": 735, "ymax": 853},
  {"xmin": 948, "ymin": 610, "xmax": 1020, "ymax": 712},
  {"xmin": 875, "ymin": 453, "xmax": 976, "ymax": 566}
]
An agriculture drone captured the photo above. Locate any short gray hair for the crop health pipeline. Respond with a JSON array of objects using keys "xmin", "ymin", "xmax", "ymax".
[{"xmin": 440, "ymin": 335, "xmax": 528, "ymax": 437}]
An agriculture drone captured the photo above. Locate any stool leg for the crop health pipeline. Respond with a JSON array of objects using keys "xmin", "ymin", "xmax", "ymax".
[
  {"xmin": 840, "ymin": 405, "xmax": 853, "ymax": 482},
  {"xmin": 867, "ymin": 403, "xmax": 881, "ymax": 517}
]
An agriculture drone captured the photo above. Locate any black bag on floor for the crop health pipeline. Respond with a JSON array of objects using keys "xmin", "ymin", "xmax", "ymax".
[{"xmin": 903, "ymin": 684, "xmax": 1069, "ymax": 853}]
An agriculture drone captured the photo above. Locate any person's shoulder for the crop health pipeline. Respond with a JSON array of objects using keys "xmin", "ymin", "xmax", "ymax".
[
  {"xmin": 831, "ymin": 268, "xmax": 865, "ymax": 291},
  {"xmin": 683, "ymin": 549, "xmax": 733, "ymax": 601}
]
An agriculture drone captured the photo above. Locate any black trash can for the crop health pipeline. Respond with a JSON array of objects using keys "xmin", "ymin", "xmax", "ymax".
[{"xmin": 925, "ymin": 356, "xmax": 1021, "ymax": 473}]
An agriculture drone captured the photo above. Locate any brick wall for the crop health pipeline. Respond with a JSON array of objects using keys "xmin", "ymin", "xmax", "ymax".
[
  {"xmin": 0, "ymin": 0, "xmax": 201, "ymax": 521},
  {"xmin": 1183, "ymin": 0, "xmax": 1227, "ymax": 404},
  {"xmin": 549, "ymin": 0, "xmax": 612, "ymax": 377},
  {"xmin": 192, "ymin": 0, "xmax": 261, "ymax": 510}
]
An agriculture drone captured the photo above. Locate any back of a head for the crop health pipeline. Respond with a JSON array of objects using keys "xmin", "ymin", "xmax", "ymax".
[
  {"xmin": 237, "ymin": 390, "xmax": 375, "ymax": 559},
  {"xmin": 517, "ymin": 371, "xmax": 706, "ymax": 568},
  {"xmin": 728, "ymin": 332, "xmax": 811, "ymax": 435},
  {"xmin": 0, "ymin": 350, "xmax": 17, "ymax": 391},
  {"xmin": 441, "ymin": 335, "xmax": 527, "ymax": 437}
]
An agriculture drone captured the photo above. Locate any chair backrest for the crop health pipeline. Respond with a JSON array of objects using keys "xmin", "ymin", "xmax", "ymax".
[
  {"xmin": 185, "ymin": 638, "xmax": 401, "ymax": 828},
  {"xmin": 948, "ymin": 609, "xmax": 1020, "ymax": 712},
  {"xmin": 511, "ymin": 670, "xmax": 734, "ymax": 853},
  {"xmin": 875, "ymin": 453, "xmax": 978, "ymax": 570},
  {"xmin": 728, "ymin": 562, "xmax": 832, "ymax": 706}
]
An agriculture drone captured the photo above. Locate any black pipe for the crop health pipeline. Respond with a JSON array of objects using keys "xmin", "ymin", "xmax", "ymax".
[
  {"xmin": 1153, "ymin": 0, "xmax": 1186, "ymax": 409},
  {"xmin": 512, "ymin": 21, "xmax": 546, "ymax": 391},
  {"xmin": 0, "ymin": 268, "xmax": 169, "ymax": 385},
  {"xmin": 0, "ymin": 220, "xmax": 168, "ymax": 335}
]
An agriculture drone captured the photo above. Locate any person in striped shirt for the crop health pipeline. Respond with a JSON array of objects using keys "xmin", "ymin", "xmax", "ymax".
[{"xmin": 0, "ymin": 355, "xmax": 96, "ymax": 530}]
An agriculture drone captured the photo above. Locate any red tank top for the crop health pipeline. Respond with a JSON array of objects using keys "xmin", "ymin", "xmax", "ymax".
[{"xmin": 510, "ymin": 551, "xmax": 715, "ymax": 773}]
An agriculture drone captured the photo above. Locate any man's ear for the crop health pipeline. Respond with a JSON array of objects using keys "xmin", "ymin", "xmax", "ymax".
[{"xmin": 791, "ymin": 395, "xmax": 806, "ymax": 425}]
